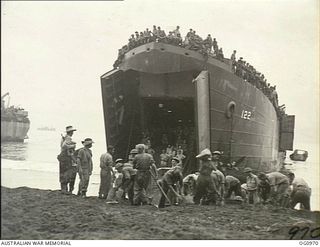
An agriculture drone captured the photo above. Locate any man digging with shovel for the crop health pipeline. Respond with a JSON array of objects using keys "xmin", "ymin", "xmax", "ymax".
[{"xmin": 157, "ymin": 165, "xmax": 184, "ymax": 208}]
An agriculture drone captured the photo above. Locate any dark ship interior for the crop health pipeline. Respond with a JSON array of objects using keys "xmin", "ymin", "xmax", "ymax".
[{"xmin": 101, "ymin": 69, "xmax": 199, "ymax": 172}]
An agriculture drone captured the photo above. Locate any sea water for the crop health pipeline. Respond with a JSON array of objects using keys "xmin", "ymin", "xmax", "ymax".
[
  {"xmin": 1, "ymin": 127, "xmax": 319, "ymax": 210},
  {"xmin": 1, "ymin": 127, "xmax": 106, "ymax": 197}
]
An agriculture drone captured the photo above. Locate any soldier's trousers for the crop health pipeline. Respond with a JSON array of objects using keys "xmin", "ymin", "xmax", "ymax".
[
  {"xmin": 133, "ymin": 171, "xmax": 150, "ymax": 205},
  {"xmin": 64, "ymin": 167, "xmax": 77, "ymax": 192},
  {"xmin": 68, "ymin": 168, "xmax": 77, "ymax": 192},
  {"xmin": 158, "ymin": 180, "xmax": 171, "ymax": 208},
  {"xmin": 60, "ymin": 164, "xmax": 76, "ymax": 193},
  {"xmin": 259, "ymin": 186, "xmax": 271, "ymax": 202},
  {"xmin": 271, "ymin": 181, "xmax": 290, "ymax": 206},
  {"xmin": 122, "ymin": 177, "xmax": 135, "ymax": 204},
  {"xmin": 247, "ymin": 189, "xmax": 259, "ymax": 204},
  {"xmin": 59, "ymin": 162, "xmax": 67, "ymax": 192},
  {"xmin": 79, "ymin": 169, "xmax": 91, "ymax": 194},
  {"xmin": 193, "ymin": 174, "xmax": 217, "ymax": 205},
  {"xmin": 290, "ymin": 187, "xmax": 311, "ymax": 210},
  {"xmin": 106, "ymin": 187, "xmax": 124, "ymax": 202},
  {"xmin": 99, "ymin": 171, "xmax": 112, "ymax": 198}
]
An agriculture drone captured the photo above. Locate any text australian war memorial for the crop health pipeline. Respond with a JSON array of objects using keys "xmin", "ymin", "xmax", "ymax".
[{"xmin": 100, "ymin": 25, "xmax": 295, "ymax": 180}]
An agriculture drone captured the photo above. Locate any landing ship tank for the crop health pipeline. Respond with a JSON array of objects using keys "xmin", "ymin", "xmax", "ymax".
[{"xmin": 101, "ymin": 39, "xmax": 295, "ymax": 181}]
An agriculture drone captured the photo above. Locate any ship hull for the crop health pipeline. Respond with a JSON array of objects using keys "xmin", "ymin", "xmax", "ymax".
[
  {"xmin": 206, "ymin": 63, "xmax": 280, "ymax": 172},
  {"xmin": 1, "ymin": 120, "xmax": 30, "ymax": 142},
  {"xmin": 101, "ymin": 42, "xmax": 292, "ymax": 179}
]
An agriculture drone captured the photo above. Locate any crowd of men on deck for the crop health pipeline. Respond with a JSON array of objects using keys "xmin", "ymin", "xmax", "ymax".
[
  {"xmin": 57, "ymin": 125, "xmax": 312, "ymax": 210},
  {"xmin": 113, "ymin": 25, "xmax": 284, "ymax": 115}
]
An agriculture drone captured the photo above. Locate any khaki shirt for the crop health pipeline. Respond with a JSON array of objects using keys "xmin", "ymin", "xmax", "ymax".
[
  {"xmin": 292, "ymin": 177, "xmax": 310, "ymax": 191},
  {"xmin": 122, "ymin": 163, "xmax": 137, "ymax": 179},
  {"xmin": 163, "ymin": 168, "xmax": 183, "ymax": 186},
  {"xmin": 246, "ymin": 174, "xmax": 259, "ymax": 190},
  {"xmin": 60, "ymin": 135, "xmax": 75, "ymax": 152},
  {"xmin": 266, "ymin": 172, "xmax": 289, "ymax": 186},
  {"xmin": 100, "ymin": 152, "xmax": 113, "ymax": 170},
  {"xmin": 77, "ymin": 147, "xmax": 93, "ymax": 172},
  {"xmin": 225, "ymin": 175, "xmax": 240, "ymax": 191},
  {"xmin": 133, "ymin": 153, "xmax": 154, "ymax": 171},
  {"xmin": 211, "ymin": 169, "xmax": 225, "ymax": 191},
  {"xmin": 199, "ymin": 160, "xmax": 215, "ymax": 176}
]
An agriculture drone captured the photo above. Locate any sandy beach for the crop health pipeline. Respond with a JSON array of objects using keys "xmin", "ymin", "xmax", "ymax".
[
  {"xmin": 1, "ymin": 185, "xmax": 320, "ymax": 240},
  {"xmin": 1, "ymin": 167, "xmax": 320, "ymax": 240}
]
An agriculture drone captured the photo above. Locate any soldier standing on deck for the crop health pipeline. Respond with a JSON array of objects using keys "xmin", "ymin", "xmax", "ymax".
[
  {"xmin": 132, "ymin": 144, "xmax": 158, "ymax": 205},
  {"xmin": 212, "ymin": 38, "xmax": 218, "ymax": 54},
  {"xmin": 98, "ymin": 146, "xmax": 115, "ymax": 199},
  {"xmin": 203, "ymin": 34, "xmax": 213, "ymax": 53},
  {"xmin": 77, "ymin": 138, "xmax": 94, "ymax": 198},
  {"xmin": 231, "ymin": 50, "xmax": 237, "ymax": 72},
  {"xmin": 152, "ymin": 25, "xmax": 158, "ymax": 41},
  {"xmin": 193, "ymin": 149, "xmax": 219, "ymax": 205},
  {"xmin": 173, "ymin": 25, "xmax": 181, "ymax": 37}
]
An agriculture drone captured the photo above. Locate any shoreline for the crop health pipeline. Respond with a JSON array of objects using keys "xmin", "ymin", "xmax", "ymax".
[
  {"xmin": 2, "ymin": 166, "xmax": 319, "ymax": 211},
  {"xmin": 1, "ymin": 168, "xmax": 101, "ymax": 197}
]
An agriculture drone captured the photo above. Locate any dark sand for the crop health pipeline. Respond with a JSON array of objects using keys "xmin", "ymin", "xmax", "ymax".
[{"xmin": 1, "ymin": 186, "xmax": 320, "ymax": 240}]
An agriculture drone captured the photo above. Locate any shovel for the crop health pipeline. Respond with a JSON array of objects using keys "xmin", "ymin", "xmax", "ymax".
[{"xmin": 149, "ymin": 170, "xmax": 172, "ymax": 205}]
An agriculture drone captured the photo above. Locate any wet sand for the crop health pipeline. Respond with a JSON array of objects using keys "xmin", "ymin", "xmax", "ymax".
[
  {"xmin": 1, "ymin": 168, "xmax": 100, "ymax": 196},
  {"xmin": 1, "ymin": 186, "xmax": 320, "ymax": 240}
]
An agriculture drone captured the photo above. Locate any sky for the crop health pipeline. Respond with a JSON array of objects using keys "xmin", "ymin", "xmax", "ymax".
[{"xmin": 1, "ymin": 0, "xmax": 319, "ymax": 149}]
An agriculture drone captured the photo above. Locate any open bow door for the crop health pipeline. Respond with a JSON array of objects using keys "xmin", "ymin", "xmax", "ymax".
[
  {"xmin": 194, "ymin": 70, "xmax": 211, "ymax": 153},
  {"xmin": 100, "ymin": 69, "xmax": 140, "ymax": 158}
]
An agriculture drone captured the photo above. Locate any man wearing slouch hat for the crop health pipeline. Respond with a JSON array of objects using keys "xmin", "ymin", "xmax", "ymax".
[
  {"xmin": 58, "ymin": 125, "xmax": 77, "ymax": 194},
  {"xmin": 60, "ymin": 126, "xmax": 77, "ymax": 152},
  {"xmin": 193, "ymin": 148, "xmax": 220, "ymax": 205}
]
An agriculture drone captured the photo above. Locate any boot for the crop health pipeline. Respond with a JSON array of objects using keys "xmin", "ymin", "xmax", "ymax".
[{"xmin": 81, "ymin": 191, "xmax": 87, "ymax": 198}]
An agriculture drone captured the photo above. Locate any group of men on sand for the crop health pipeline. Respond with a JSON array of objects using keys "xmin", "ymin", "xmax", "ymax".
[
  {"xmin": 57, "ymin": 125, "xmax": 311, "ymax": 210},
  {"xmin": 244, "ymin": 168, "xmax": 311, "ymax": 210},
  {"xmin": 58, "ymin": 125, "xmax": 94, "ymax": 197}
]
